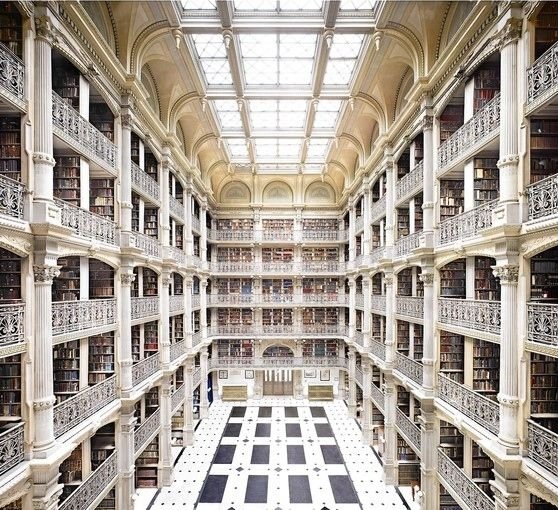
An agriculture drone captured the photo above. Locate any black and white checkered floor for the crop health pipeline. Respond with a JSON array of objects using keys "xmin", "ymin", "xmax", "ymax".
[{"xmin": 146, "ymin": 398, "xmax": 407, "ymax": 510}]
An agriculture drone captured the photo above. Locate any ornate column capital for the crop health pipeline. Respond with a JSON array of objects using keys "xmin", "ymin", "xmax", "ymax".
[
  {"xmin": 419, "ymin": 273, "xmax": 434, "ymax": 286},
  {"xmin": 383, "ymin": 273, "xmax": 394, "ymax": 286},
  {"xmin": 491, "ymin": 264, "xmax": 519, "ymax": 284},
  {"xmin": 35, "ymin": 16, "xmax": 56, "ymax": 44},
  {"xmin": 120, "ymin": 112, "xmax": 134, "ymax": 129},
  {"xmin": 120, "ymin": 272, "xmax": 136, "ymax": 286},
  {"xmin": 33, "ymin": 265, "xmax": 60, "ymax": 284},
  {"xmin": 497, "ymin": 17, "xmax": 522, "ymax": 50},
  {"xmin": 421, "ymin": 114, "xmax": 434, "ymax": 131}
]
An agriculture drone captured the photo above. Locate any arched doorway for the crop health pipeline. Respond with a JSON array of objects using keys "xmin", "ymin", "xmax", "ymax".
[{"xmin": 262, "ymin": 346, "xmax": 294, "ymax": 396}]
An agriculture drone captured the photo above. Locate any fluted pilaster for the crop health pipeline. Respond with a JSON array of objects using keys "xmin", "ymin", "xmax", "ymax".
[
  {"xmin": 200, "ymin": 348, "xmax": 209, "ymax": 418},
  {"xmin": 119, "ymin": 269, "xmax": 135, "ymax": 393},
  {"xmin": 160, "ymin": 379, "xmax": 173, "ymax": 485}
]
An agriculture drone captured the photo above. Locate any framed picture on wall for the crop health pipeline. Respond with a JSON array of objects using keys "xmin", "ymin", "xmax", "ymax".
[
  {"xmin": 245, "ymin": 370, "xmax": 254, "ymax": 379},
  {"xmin": 320, "ymin": 369, "xmax": 330, "ymax": 381},
  {"xmin": 219, "ymin": 370, "xmax": 228, "ymax": 379},
  {"xmin": 304, "ymin": 369, "xmax": 316, "ymax": 378}
]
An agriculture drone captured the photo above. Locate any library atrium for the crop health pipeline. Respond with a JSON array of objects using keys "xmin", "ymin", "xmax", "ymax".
[{"xmin": 1, "ymin": 0, "xmax": 558, "ymax": 509}]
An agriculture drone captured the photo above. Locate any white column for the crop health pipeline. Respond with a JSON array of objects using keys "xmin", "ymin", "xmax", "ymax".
[
  {"xmin": 348, "ymin": 277, "xmax": 356, "ymax": 340},
  {"xmin": 32, "ymin": 15, "xmax": 56, "ymax": 222},
  {"xmin": 116, "ymin": 405, "xmax": 136, "ymax": 510},
  {"xmin": 185, "ymin": 185, "xmax": 193, "ymax": 256},
  {"xmin": 160, "ymin": 378, "xmax": 173, "ymax": 485},
  {"xmin": 362, "ymin": 185, "xmax": 371, "ymax": 255},
  {"xmin": 200, "ymin": 278, "xmax": 208, "ymax": 342},
  {"xmin": 161, "ymin": 159, "xmax": 171, "ymax": 249},
  {"xmin": 384, "ymin": 273, "xmax": 395, "ymax": 364},
  {"xmin": 120, "ymin": 110, "xmax": 133, "ymax": 234},
  {"xmin": 418, "ymin": 403, "xmax": 438, "ymax": 510},
  {"xmin": 361, "ymin": 359, "xmax": 373, "ymax": 443},
  {"xmin": 160, "ymin": 272, "xmax": 171, "ymax": 368},
  {"xmin": 200, "ymin": 204, "xmax": 207, "ymax": 262},
  {"xmin": 382, "ymin": 375, "xmax": 398, "ymax": 484},
  {"xmin": 384, "ymin": 162, "xmax": 395, "ymax": 249},
  {"xmin": 421, "ymin": 115, "xmax": 435, "ymax": 241},
  {"xmin": 119, "ymin": 268, "xmax": 135, "ymax": 393},
  {"xmin": 183, "ymin": 360, "xmax": 194, "ymax": 445},
  {"xmin": 362, "ymin": 276, "xmax": 371, "ymax": 343},
  {"xmin": 419, "ymin": 271, "xmax": 435, "ymax": 392},
  {"xmin": 200, "ymin": 348, "xmax": 209, "ymax": 418},
  {"xmin": 348, "ymin": 205, "xmax": 356, "ymax": 261},
  {"xmin": 184, "ymin": 277, "xmax": 193, "ymax": 349},
  {"xmin": 347, "ymin": 347, "xmax": 356, "ymax": 416}
]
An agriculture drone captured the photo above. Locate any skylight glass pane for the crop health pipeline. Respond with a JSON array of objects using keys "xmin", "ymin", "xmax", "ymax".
[
  {"xmin": 323, "ymin": 59, "xmax": 358, "ymax": 85},
  {"xmin": 328, "ymin": 34, "xmax": 364, "ymax": 59},
  {"xmin": 306, "ymin": 139, "xmax": 330, "ymax": 158},
  {"xmin": 340, "ymin": 0, "xmax": 375, "ymax": 9},
  {"xmin": 255, "ymin": 139, "xmax": 277, "ymax": 157},
  {"xmin": 278, "ymin": 139, "xmax": 301, "ymax": 158},
  {"xmin": 249, "ymin": 100, "xmax": 307, "ymax": 129},
  {"xmin": 214, "ymin": 100, "xmax": 243, "ymax": 130},
  {"xmin": 199, "ymin": 59, "xmax": 233, "ymax": 85},
  {"xmin": 235, "ymin": 0, "xmax": 277, "ymax": 10},
  {"xmin": 226, "ymin": 138, "xmax": 250, "ymax": 159},
  {"xmin": 279, "ymin": 34, "xmax": 316, "ymax": 58},
  {"xmin": 279, "ymin": 59, "xmax": 313, "ymax": 85},
  {"xmin": 192, "ymin": 34, "xmax": 227, "ymax": 58},
  {"xmin": 239, "ymin": 34, "xmax": 277, "ymax": 58},
  {"xmin": 244, "ymin": 59, "xmax": 277, "ymax": 85},
  {"xmin": 280, "ymin": 0, "xmax": 323, "ymax": 10},
  {"xmin": 278, "ymin": 111, "xmax": 306, "ymax": 128},
  {"xmin": 182, "ymin": 0, "xmax": 216, "ymax": 9},
  {"xmin": 313, "ymin": 100, "xmax": 342, "ymax": 128}
]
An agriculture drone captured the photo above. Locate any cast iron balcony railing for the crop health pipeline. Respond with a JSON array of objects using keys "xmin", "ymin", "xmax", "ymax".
[
  {"xmin": 208, "ymin": 229, "xmax": 254, "ymax": 242},
  {"xmin": 300, "ymin": 261, "xmax": 345, "ymax": 273},
  {"xmin": 169, "ymin": 295, "xmax": 184, "ymax": 314},
  {"xmin": 369, "ymin": 338, "xmax": 386, "ymax": 362},
  {"xmin": 355, "ymin": 293, "xmax": 364, "ymax": 308},
  {"xmin": 302, "ymin": 324, "xmax": 343, "ymax": 335},
  {"xmin": 300, "ymin": 229, "xmax": 340, "ymax": 242},
  {"xmin": 208, "ymin": 325, "xmax": 257, "ymax": 336},
  {"xmin": 438, "ymin": 297, "xmax": 501, "ymax": 335},
  {"xmin": 192, "ymin": 294, "xmax": 201, "ymax": 308},
  {"xmin": 207, "ymin": 294, "xmax": 255, "ymax": 306},
  {"xmin": 131, "ymin": 296, "xmax": 159, "ymax": 320},
  {"xmin": 53, "ymin": 375, "xmax": 117, "ymax": 438},
  {"xmin": 132, "ymin": 353, "xmax": 160, "ymax": 387},
  {"xmin": 354, "ymin": 330, "xmax": 364, "ymax": 347},
  {"xmin": 0, "ymin": 302, "xmax": 24, "ymax": 347},
  {"xmin": 191, "ymin": 216, "xmax": 200, "ymax": 232},
  {"xmin": 52, "ymin": 298, "xmax": 117, "ymax": 337},
  {"xmin": 527, "ymin": 302, "xmax": 558, "ymax": 347},
  {"xmin": 192, "ymin": 331, "xmax": 202, "ymax": 347},
  {"xmin": 0, "ymin": 174, "xmax": 24, "ymax": 220},
  {"xmin": 169, "ymin": 195, "xmax": 184, "ymax": 220},
  {"xmin": 262, "ymin": 230, "xmax": 294, "ymax": 242},
  {"xmin": 0, "ymin": 422, "xmax": 24, "ymax": 477},
  {"xmin": 165, "ymin": 245, "xmax": 186, "ymax": 265},
  {"xmin": 262, "ymin": 293, "xmax": 294, "ymax": 304},
  {"xmin": 437, "ymin": 200, "xmax": 496, "ymax": 246},
  {"xmin": 526, "ymin": 173, "xmax": 558, "ymax": 221},
  {"xmin": 438, "ymin": 448, "xmax": 494, "ymax": 510},
  {"xmin": 209, "ymin": 356, "xmax": 347, "ymax": 370},
  {"xmin": 437, "ymin": 93, "xmax": 500, "ymax": 174},
  {"xmin": 193, "ymin": 367, "xmax": 201, "ymax": 386},
  {"xmin": 132, "ymin": 232, "xmax": 161, "ymax": 258},
  {"xmin": 134, "ymin": 408, "xmax": 160, "ymax": 454},
  {"xmin": 55, "ymin": 199, "xmax": 118, "ymax": 246},
  {"xmin": 527, "ymin": 419, "xmax": 558, "ymax": 474},
  {"xmin": 395, "ymin": 352, "xmax": 423, "ymax": 385},
  {"xmin": 396, "ymin": 161, "xmax": 423, "ymax": 204},
  {"xmin": 355, "ymin": 367, "xmax": 363, "ymax": 386},
  {"xmin": 396, "ymin": 409, "xmax": 421, "ymax": 452},
  {"xmin": 354, "ymin": 215, "xmax": 364, "ymax": 233},
  {"xmin": 527, "ymin": 40, "xmax": 558, "ymax": 110},
  {"xmin": 396, "ymin": 296, "xmax": 424, "ymax": 320},
  {"xmin": 58, "ymin": 451, "xmax": 118, "ymax": 510},
  {"xmin": 171, "ymin": 384, "xmax": 185, "ymax": 413},
  {"xmin": 170, "ymin": 340, "xmax": 186, "ymax": 363},
  {"xmin": 302, "ymin": 293, "xmax": 347, "ymax": 306},
  {"xmin": 131, "ymin": 161, "xmax": 160, "ymax": 204},
  {"xmin": 52, "ymin": 92, "xmax": 117, "ymax": 171},
  {"xmin": 210, "ymin": 262, "xmax": 255, "ymax": 274},
  {"xmin": 0, "ymin": 42, "xmax": 24, "ymax": 104},
  {"xmin": 370, "ymin": 383, "xmax": 384, "ymax": 412},
  {"xmin": 369, "ymin": 246, "xmax": 386, "ymax": 265},
  {"xmin": 370, "ymin": 294, "xmax": 386, "ymax": 313},
  {"xmin": 395, "ymin": 231, "xmax": 421, "ymax": 258},
  {"xmin": 438, "ymin": 374, "xmax": 499, "ymax": 435},
  {"xmin": 370, "ymin": 195, "xmax": 386, "ymax": 223}
]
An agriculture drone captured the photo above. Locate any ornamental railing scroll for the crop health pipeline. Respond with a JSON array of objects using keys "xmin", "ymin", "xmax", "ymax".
[
  {"xmin": 526, "ymin": 173, "xmax": 558, "ymax": 221},
  {"xmin": 369, "ymin": 246, "xmax": 385, "ymax": 265},
  {"xmin": 354, "ymin": 215, "xmax": 364, "ymax": 233},
  {"xmin": 169, "ymin": 195, "xmax": 184, "ymax": 220},
  {"xmin": 132, "ymin": 232, "xmax": 161, "ymax": 258},
  {"xmin": 437, "ymin": 93, "xmax": 500, "ymax": 172},
  {"xmin": 354, "ymin": 330, "xmax": 364, "ymax": 347},
  {"xmin": 132, "ymin": 353, "xmax": 160, "ymax": 387},
  {"xmin": 355, "ymin": 367, "xmax": 363, "ymax": 386},
  {"xmin": 192, "ymin": 331, "xmax": 202, "ymax": 347},
  {"xmin": 396, "ymin": 161, "xmax": 423, "ymax": 203},
  {"xmin": 0, "ymin": 174, "xmax": 24, "ymax": 220},
  {"xmin": 131, "ymin": 296, "xmax": 159, "ymax": 320},
  {"xmin": 527, "ymin": 39, "xmax": 558, "ymax": 107},
  {"xmin": 395, "ymin": 231, "xmax": 421, "ymax": 258},
  {"xmin": 0, "ymin": 42, "xmax": 24, "ymax": 102},
  {"xmin": 171, "ymin": 384, "xmax": 185, "ymax": 413},
  {"xmin": 131, "ymin": 161, "xmax": 160, "ymax": 204},
  {"xmin": 527, "ymin": 419, "xmax": 558, "ymax": 474},
  {"xmin": 52, "ymin": 92, "xmax": 116, "ymax": 170},
  {"xmin": 0, "ymin": 302, "xmax": 24, "ymax": 346},
  {"xmin": 396, "ymin": 408, "xmax": 421, "ymax": 452},
  {"xmin": 191, "ymin": 216, "xmax": 200, "ymax": 232},
  {"xmin": 300, "ymin": 229, "xmax": 340, "ymax": 242},
  {"xmin": 355, "ymin": 293, "xmax": 364, "ymax": 308},
  {"xmin": 438, "ymin": 448, "xmax": 494, "ymax": 510},
  {"xmin": 369, "ymin": 338, "xmax": 386, "ymax": 361},
  {"xmin": 438, "ymin": 297, "xmax": 501, "ymax": 335},
  {"xmin": 394, "ymin": 352, "xmax": 423, "ymax": 385},
  {"xmin": 169, "ymin": 294, "xmax": 184, "ymax": 314},
  {"xmin": 438, "ymin": 374, "xmax": 499, "ymax": 434},
  {"xmin": 52, "ymin": 298, "xmax": 117, "ymax": 336},
  {"xmin": 0, "ymin": 422, "xmax": 24, "ymax": 477},
  {"xmin": 193, "ymin": 367, "xmax": 201, "ymax": 386},
  {"xmin": 192, "ymin": 294, "xmax": 201, "ymax": 308},
  {"xmin": 370, "ymin": 383, "xmax": 384, "ymax": 412},
  {"xmin": 134, "ymin": 408, "xmax": 160, "ymax": 454},
  {"xmin": 396, "ymin": 296, "xmax": 424, "ymax": 320},
  {"xmin": 209, "ymin": 356, "xmax": 346, "ymax": 370},
  {"xmin": 53, "ymin": 375, "xmax": 117, "ymax": 438},
  {"xmin": 167, "ymin": 246, "xmax": 186, "ymax": 265},
  {"xmin": 55, "ymin": 198, "xmax": 118, "ymax": 246},
  {"xmin": 370, "ymin": 195, "xmax": 386, "ymax": 223},
  {"xmin": 437, "ymin": 200, "xmax": 496, "ymax": 246},
  {"xmin": 209, "ymin": 229, "xmax": 254, "ymax": 242},
  {"xmin": 527, "ymin": 302, "xmax": 558, "ymax": 347},
  {"xmin": 370, "ymin": 294, "xmax": 386, "ymax": 313},
  {"xmin": 300, "ymin": 261, "xmax": 345, "ymax": 273},
  {"xmin": 58, "ymin": 451, "xmax": 118, "ymax": 510},
  {"xmin": 170, "ymin": 340, "xmax": 185, "ymax": 362}
]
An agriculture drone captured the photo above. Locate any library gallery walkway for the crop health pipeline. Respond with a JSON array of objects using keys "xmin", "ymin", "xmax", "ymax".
[{"xmin": 144, "ymin": 398, "xmax": 408, "ymax": 509}]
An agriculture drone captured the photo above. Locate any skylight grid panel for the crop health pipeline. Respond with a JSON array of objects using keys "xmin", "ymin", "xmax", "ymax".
[
  {"xmin": 279, "ymin": 34, "xmax": 317, "ymax": 58},
  {"xmin": 251, "ymin": 111, "xmax": 277, "ymax": 129},
  {"xmin": 192, "ymin": 34, "xmax": 227, "ymax": 58},
  {"xmin": 340, "ymin": 0, "xmax": 375, "ymax": 9},
  {"xmin": 235, "ymin": 0, "xmax": 278, "ymax": 10},
  {"xmin": 313, "ymin": 111, "xmax": 339, "ymax": 129},
  {"xmin": 323, "ymin": 59, "xmax": 357, "ymax": 85},
  {"xmin": 250, "ymin": 100, "xmax": 277, "ymax": 112},
  {"xmin": 239, "ymin": 34, "xmax": 277, "ymax": 58},
  {"xmin": 280, "ymin": 0, "xmax": 323, "ymax": 10},
  {"xmin": 306, "ymin": 140, "xmax": 330, "ymax": 158},
  {"xmin": 278, "ymin": 100, "xmax": 307, "ymax": 112},
  {"xmin": 227, "ymin": 139, "xmax": 250, "ymax": 158},
  {"xmin": 199, "ymin": 59, "xmax": 233, "ymax": 85},
  {"xmin": 255, "ymin": 140, "xmax": 278, "ymax": 157},
  {"xmin": 217, "ymin": 111, "xmax": 243, "ymax": 130},
  {"xmin": 328, "ymin": 34, "xmax": 364, "ymax": 58},
  {"xmin": 182, "ymin": 0, "xmax": 217, "ymax": 9},
  {"xmin": 278, "ymin": 111, "xmax": 306, "ymax": 128},
  {"xmin": 277, "ymin": 141, "xmax": 301, "ymax": 158},
  {"xmin": 244, "ymin": 59, "xmax": 278, "ymax": 85},
  {"xmin": 279, "ymin": 59, "xmax": 313, "ymax": 85}
]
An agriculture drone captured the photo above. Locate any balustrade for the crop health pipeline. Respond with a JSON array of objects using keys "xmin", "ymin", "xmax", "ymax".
[
  {"xmin": 396, "ymin": 296, "xmax": 424, "ymax": 320},
  {"xmin": 370, "ymin": 195, "xmax": 386, "ymax": 223},
  {"xmin": 166, "ymin": 245, "xmax": 186, "ymax": 265},
  {"xmin": 52, "ymin": 298, "xmax": 117, "ymax": 337},
  {"xmin": 437, "ymin": 200, "xmax": 496, "ymax": 246},
  {"xmin": 169, "ymin": 195, "xmax": 184, "ymax": 220},
  {"xmin": 0, "ymin": 174, "xmax": 24, "ymax": 220},
  {"xmin": 193, "ymin": 367, "xmax": 201, "ymax": 386},
  {"xmin": 527, "ymin": 40, "xmax": 558, "ymax": 110},
  {"xmin": 131, "ymin": 161, "xmax": 160, "ymax": 204},
  {"xmin": 527, "ymin": 302, "xmax": 558, "ymax": 347},
  {"xmin": 132, "ymin": 353, "xmax": 160, "ymax": 387},
  {"xmin": 210, "ymin": 262, "xmax": 255, "ymax": 274},
  {"xmin": 395, "ymin": 231, "xmax": 421, "ymax": 257},
  {"xmin": 192, "ymin": 294, "xmax": 201, "ymax": 308},
  {"xmin": 438, "ymin": 374, "xmax": 499, "ymax": 434},
  {"xmin": 170, "ymin": 340, "xmax": 185, "ymax": 362},
  {"xmin": 354, "ymin": 330, "xmax": 364, "ymax": 347},
  {"xmin": 209, "ymin": 229, "xmax": 254, "ymax": 242},
  {"xmin": 370, "ymin": 294, "xmax": 386, "ymax": 313},
  {"xmin": 369, "ymin": 338, "xmax": 386, "ymax": 361},
  {"xmin": 394, "ymin": 352, "xmax": 423, "ymax": 385},
  {"xmin": 355, "ymin": 293, "xmax": 364, "ymax": 308},
  {"xmin": 527, "ymin": 419, "xmax": 558, "ymax": 474},
  {"xmin": 370, "ymin": 383, "xmax": 384, "ymax": 412},
  {"xmin": 0, "ymin": 42, "xmax": 24, "ymax": 103},
  {"xmin": 133, "ymin": 232, "xmax": 161, "ymax": 258},
  {"xmin": 369, "ymin": 246, "xmax": 385, "ymax": 265},
  {"xmin": 53, "ymin": 375, "xmax": 117, "ymax": 438},
  {"xmin": 0, "ymin": 422, "xmax": 24, "ymax": 477},
  {"xmin": 354, "ymin": 215, "xmax": 364, "ymax": 233},
  {"xmin": 300, "ymin": 261, "xmax": 344, "ymax": 273},
  {"xmin": 52, "ymin": 92, "xmax": 117, "ymax": 170},
  {"xmin": 55, "ymin": 199, "xmax": 118, "ymax": 246},
  {"xmin": 0, "ymin": 302, "xmax": 24, "ymax": 347},
  {"xmin": 300, "ymin": 229, "xmax": 339, "ymax": 242},
  {"xmin": 355, "ymin": 367, "xmax": 363, "ymax": 386},
  {"xmin": 131, "ymin": 296, "xmax": 159, "ymax": 320},
  {"xmin": 134, "ymin": 408, "xmax": 160, "ymax": 454},
  {"xmin": 192, "ymin": 331, "xmax": 202, "ymax": 347},
  {"xmin": 171, "ymin": 384, "xmax": 185, "ymax": 413},
  {"xmin": 437, "ymin": 93, "xmax": 500, "ymax": 173},
  {"xmin": 396, "ymin": 161, "xmax": 423, "ymax": 204},
  {"xmin": 169, "ymin": 295, "xmax": 184, "ymax": 313},
  {"xmin": 438, "ymin": 297, "xmax": 501, "ymax": 335},
  {"xmin": 527, "ymin": 173, "xmax": 558, "ymax": 221},
  {"xmin": 210, "ymin": 356, "xmax": 346, "ymax": 370},
  {"xmin": 395, "ymin": 409, "xmax": 421, "ymax": 452},
  {"xmin": 192, "ymin": 216, "xmax": 200, "ymax": 232}
]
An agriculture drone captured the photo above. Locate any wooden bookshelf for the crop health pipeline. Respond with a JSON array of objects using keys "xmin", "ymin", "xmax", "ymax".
[
  {"xmin": 397, "ymin": 269, "xmax": 412, "ymax": 296},
  {"xmin": 440, "ymin": 259, "xmax": 466, "ymax": 298},
  {"xmin": 91, "ymin": 423, "xmax": 115, "ymax": 470},
  {"xmin": 372, "ymin": 224, "xmax": 381, "ymax": 249},
  {"xmin": 397, "ymin": 386, "xmax": 410, "ymax": 415},
  {"xmin": 302, "ymin": 307, "xmax": 338, "ymax": 326},
  {"xmin": 216, "ymin": 278, "xmax": 252, "ymax": 295},
  {"xmin": 413, "ymin": 325, "xmax": 423, "ymax": 361},
  {"xmin": 53, "ymin": 341, "xmax": 80, "ymax": 403},
  {"xmin": 217, "ymin": 247, "xmax": 253, "ymax": 262},
  {"xmin": 53, "ymin": 154, "xmax": 81, "ymax": 207},
  {"xmin": 413, "ymin": 133, "xmax": 423, "ymax": 163},
  {"xmin": 175, "ymin": 224, "xmax": 184, "ymax": 249},
  {"xmin": 372, "ymin": 273, "xmax": 382, "ymax": 295},
  {"xmin": 144, "ymin": 321, "xmax": 159, "ymax": 357},
  {"xmin": 397, "ymin": 150, "xmax": 410, "ymax": 179},
  {"xmin": 217, "ymin": 339, "xmax": 254, "ymax": 358},
  {"xmin": 0, "ymin": 248, "xmax": 20, "ymax": 302},
  {"xmin": 96, "ymin": 488, "xmax": 116, "ymax": 510},
  {"xmin": 59, "ymin": 446, "xmax": 83, "ymax": 501},
  {"xmin": 262, "ymin": 218, "xmax": 294, "ymax": 232},
  {"xmin": 396, "ymin": 321, "xmax": 410, "ymax": 355},
  {"xmin": 302, "ymin": 218, "xmax": 338, "ymax": 231},
  {"xmin": 193, "ymin": 310, "xmax": 200, "ymax": 333},
  {"xmin": 262, "ymin": 278, "xmax": 292, "ymax": 295},
  {"xmin": 474, "ymin": 157, "xmax": 499, "ymax": 206},
  {"xmin": 0, "ymin": 115, "xmax": 21, "ymax": 181},
  {"xmin": 473, "ymin": 339, "xmax": 499, "ymax": 400},
  {"xmin": 302, "ymin": 247, "xmax": 338, "ymax": 261},
  {"xmin": 535, "ymin": 3, "xmax": 558, "ymax": 58},
  {"xmin": 371, "ymin": 313, "xmax": 384, "ymax": 341},
  {"xmin": 530, "ymin": 247, "xmax": 558, "ymax": 301},
  {"xmin": 89, "ymin": 260, "xmax": 114, "ymax": 299},
  {"xmin": 475, "ymin": 256, "xmax": 500, "ymax": 301},
  {"xmin": 90, "ymin": 178, "xmax": 115, "ymax": 218},
  {"xmin": 89, "ymin": 332, "xmax": 115, "ymax": 384},
  {"xmin": 170, "ymin": 315, "xmax": 184, "ymax": 343},
  {"xmin": 530, "ymin": 354, "xmax": 558, "ymax": 431},
  {"xmin": 472, "ymin": 441, "xmax": 494, "ymax": 496},
  {"xmin": 440, "ymin": 331, "xmax": 464, "ymax": 383},
  {"xmin": 52, "ymin": 59, "xmax": 80, "ymax": 110},
  {"xmin": 53, "ymin": 257, "xmax": 80, "ymax": 301},
  {"xmin": 262, "ymin": 247, "xmax": 293, "ymax": 262},
  {"xmin": 89, "ymin": 103, "xmax": 114, "ymax": 142},
  {"xmin": 0, "ymin": 2, "xmax": 22, "ymax": 57},
  {"xmin": 355, "ymin": 235, "xmax": 362, "ymax": 256},
  {"xmin": 145, "ymin": 387, "xmax": 159, "ymax": 417},
  {"xmin": 302, "ymin": 339, "xmax": 338, "ymax": 357},
  {"xmin": 131, "ymin": 133, "xmax": 140, "ymax": 165},
  {"xmin": 439, "ymin": 421, "xmax": 463, "ymax": 466},
  {"xmin": 473, "ymin": 65, "xmax": 500, "ymax": 112},
  {"xmin": 263, "ymin": 307, "xmax": 293, "ymax": 326},
  {"xmin": 302, "ymin": 278, "xmax": 337, "ymax": 294},
  {"xmin": 440, "ymin": 104, "xmax": 464, "ymax": 143},
  {"xmin": 144, "ymin": 151, "xmax": 158, "ymax": 182},
  {"xmin": 131, "ymin": 193, "xmax": 140, "ymax": 232},
  {"xmin": 217, "ymin": 308, "xmax": 253, "ymax": 326},
  {"xmin": 439, "ymin": 179, "xmax": 464, "ymax": 221},
  {"xmin": 397, "ymin": 433, "xmax": 420, "ymax": 486},
  {"xmin": 216, "ymin": 219, "xmax": 254, "ymax": 231},
  {"xmin": 135, "ymin": 436, "xmax": 159, "ymax": 488},
  {"xmin": 131, "ymin": 325, "xmax": 140, "ymax": 362},
  {"xmin": 0, "ymin": 355, "xmax": 21, "ymax": 421},
  {"xmin": 531, "ymin": 119, "xmax": 558, "ymax": 183},
  {"xmin": 143, "ymin": 268, "xmax": 158, "ymax": 296},
  {"xmin": 144, "ymin": 207, "xmax": 159, "ymax": 238},
  {"xmin": 173, "ymin": 273, "xmax": 184, "ymax": 295},
  {"xmin": 440, "ymin": 485, "xmax": 461, "ymax": 510}
]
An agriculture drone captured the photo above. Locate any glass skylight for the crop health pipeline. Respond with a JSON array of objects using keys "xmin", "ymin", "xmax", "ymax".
[
  {"xmin": 255, "ymin": 138, "xmax": 302, "ymax": 159},
  {"xmin": 306, "ymin": 139, "xmax": 330, "ymax": 159},
  {"xmin": 313, "ymin": 100, "xmax": 342, "ymax": 129},
  {"xmin": 191, "ymin": 34, "xmax": 233, "ymax": 85},
  {"xmin": 323, "ymin": 34, "xmax": 364, "ymax": 85},
  {"xmin": 234, "ymin": 0, "xmax": 323, "ymax": 11},
  {"xmin": 213, "ymin": 100, "xmax": 243, "ymax": 130},
  {"xmin": 339, "ymin": 0, "xmax": 375, "ymax": 10},
  {"xmin": 226, "ymin": 138, "xmax": 250, "ymax": 159},
  {"xmin": 250, "ymin": 100, "xmax": 307, "ymax": 130},
  {"xmin": 181, "ymin": 0, "xmax": 216, "ymax": 9}
]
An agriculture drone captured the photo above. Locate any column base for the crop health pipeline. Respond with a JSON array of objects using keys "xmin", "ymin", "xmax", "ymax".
[
  {"xmin": 117, "ymin": 471, "xmax": 135, "ymax": 510},
  {"xmin": 161, "ymin": 465, "xmax": 173, "ymax": 487},
  {"xmin": 383, "ymin": 462, "xmax": 398, "ymax": 485},
  {"xmin": 183, "ymin": 427, "xmax": 194, "ymax": 445},
  {"xmin": 347, "ymin": 403, "xmax": 357, "ymax": 418},
  {"xmin": 200, "ymin": 404, "xmax": 208, "ymax": 419}
]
